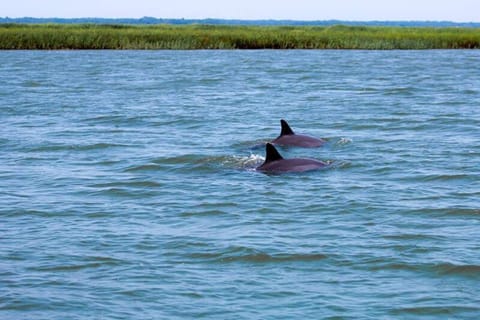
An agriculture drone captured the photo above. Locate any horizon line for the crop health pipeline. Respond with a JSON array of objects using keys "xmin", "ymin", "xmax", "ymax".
[{"xmin": 2, "ymin": 16, "xmax": 480, "ymax": 24}]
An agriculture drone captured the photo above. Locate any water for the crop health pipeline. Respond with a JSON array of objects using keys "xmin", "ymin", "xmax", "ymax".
[{"xmin": 1, "ymin": 50, "xmax": 479, "ymax": 319}]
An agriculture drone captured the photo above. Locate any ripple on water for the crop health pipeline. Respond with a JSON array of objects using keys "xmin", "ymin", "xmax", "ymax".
[
  {"xmin": 391, "ymin": 306, "xmax": 480, "ymax": 317},
  {"xmin": 186, "ymin": 246, "xmax": 328, "ymax": 264},
  {"xmin": 27, "ymin": 256, "xmax": 125, "ymax": 273}
]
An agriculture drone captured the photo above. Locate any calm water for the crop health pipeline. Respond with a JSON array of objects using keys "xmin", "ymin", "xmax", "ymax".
[{"xmin": 1, "ymin": 50, "xmax": 480, "ymax": 319}]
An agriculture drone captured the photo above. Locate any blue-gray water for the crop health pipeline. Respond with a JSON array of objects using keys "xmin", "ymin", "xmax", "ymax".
[{"xmin": 1, "ymin": 50, "xmax": 480, "ymax": 319}]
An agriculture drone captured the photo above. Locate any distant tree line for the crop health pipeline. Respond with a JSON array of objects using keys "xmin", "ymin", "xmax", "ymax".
[{"xmin": 1, "ymin": 17, "xmax": 480, "ymax": 28}]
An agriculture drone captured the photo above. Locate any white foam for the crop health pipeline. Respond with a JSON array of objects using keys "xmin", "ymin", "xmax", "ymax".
[
  {"xmin": 336, "ymin": 137, "xmax": 353, "ymax": 145},
  {"xmin": 221, "ymin": 154, "xmax": 264, "ymax": 170}
]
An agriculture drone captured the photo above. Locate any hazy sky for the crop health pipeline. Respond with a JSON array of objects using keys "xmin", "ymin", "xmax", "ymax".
[{"xmin": 3, "ymin": 0, "xmax": 479, "ymax": 22}]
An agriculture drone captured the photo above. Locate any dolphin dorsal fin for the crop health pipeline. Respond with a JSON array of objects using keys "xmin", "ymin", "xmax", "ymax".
[
  {"xmin": 280, "ymin": 119, "xmax": 295, "ymax": 136},
  {"xmin": 265, "ymin": 143, "xmax": 283, "ymax": 163}
]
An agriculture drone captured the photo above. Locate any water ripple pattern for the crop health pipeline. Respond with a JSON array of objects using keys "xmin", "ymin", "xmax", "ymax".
[{"xmin": 1, "ymin": 50, "xmax": 480, "ymax": 319}]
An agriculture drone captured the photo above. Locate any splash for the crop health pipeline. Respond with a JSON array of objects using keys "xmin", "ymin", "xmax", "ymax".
[
  {"xmin": 335, "ymin": 137, "xmax": 353, "ymax": 146},
  {"xmin": 220, "ymin": 153, "xmax": 264, "ymax": 170}
]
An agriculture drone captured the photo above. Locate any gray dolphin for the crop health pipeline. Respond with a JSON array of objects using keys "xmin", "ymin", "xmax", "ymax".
[
  {"xmin": 271, "ymin": 119, "xmax": 325, "ymax": 148},
  {"xmin": 257, "ymin": 143, "xmax": 328, "ymax": 173}
]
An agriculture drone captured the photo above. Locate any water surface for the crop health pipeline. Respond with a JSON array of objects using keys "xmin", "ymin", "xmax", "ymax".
[{"xmin": 1, "ymin": 50, "xmax": 480, "ymax": 319}]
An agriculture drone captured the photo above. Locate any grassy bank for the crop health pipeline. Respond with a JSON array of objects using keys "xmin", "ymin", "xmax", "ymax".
[{"xmin": 1, "ymin": 23, "xmax": 479, "ymax": 49}]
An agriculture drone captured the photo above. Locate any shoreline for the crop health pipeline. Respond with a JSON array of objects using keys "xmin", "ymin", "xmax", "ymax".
[{"xmin": 1, "ymin": 24, "xmax": 479, "ymax": 50}]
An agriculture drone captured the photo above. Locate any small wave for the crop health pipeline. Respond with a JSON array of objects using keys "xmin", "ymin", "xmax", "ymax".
[
  {"xmin": 439, "ymin": 208, "xmax": 480, "ymax": 216},
  {"xmin": 435, "ymin": 263, "xmax": 480, "ymax": 277},
  {"xmin": 0, "ymin": 297, "xmax": 48, "ymax": 311},
  {"xmin": 123, "ymin": 163, "xmax": 163, "ymax": 172},
  {"xmin": 456, "ymin": 208, "xmax": 480, "ymax": 215},
  {"xmin": 368, "ymin": 261, "xmax": 480, "ymax": 278},
  {"xmin": 391, "ymin": 305, "xmax": 480, "ymax": 316},
  {"xmin": 180, "ymin": 209, "xmax": 227, "ymax": 216},
  {"xmin": 421, "ymin": 173, "xmax": 473, "ymax": 182},
  {"xmin": 29, "ymin": 256, "xmax": 124, "ymax": 272},
  {"xmin": 22, "ymin": 80, "xmax": 42, "ymax": 88},
  {"xmin": 180, "ymin": 201, "xmax": 240, "ymax": 216},
  {"xmin": 32, "ymin": 262, "xmax": 107, "ymax": 272},
  {"xmin": 123, "ymin": 154, "xmax": 204, "ymax": 172},
  {"xmin": 3, "ymin": 209, "xmax": 74, "ymax": 218},
  {"xmin": 29, "ymin": 142, "xmax": 128, "ymax": 152},
  {"xmin": 188, "ymin": 247, "xmax": 327, "ymax": 264},
  {"xmin": 152, "ymin": 154, "xmax": 204, "ymax": 165},
  {"xmin": 382, "ymin": 233, "xmax": 442, "ymax": 241},
  {"xmin": 408, "ymin": 207, "xmax": 480, "ymax": 217},
  {"xmin": 0, "ymin": 191, "xmax": 30, "ymax": 199},
  {"xmin": 462, "ymin": 89, "xmax": 478, "ymax": 94},
  {"xmin": 89, "ymin": 187, "xmax": 158, "ymax": 198},
  {"xmin": 232, "ymin": 252, "xmax": 327, "ymax": 263},
  {"xmin": 75, "ymin": 143, "xmax": 129, "ymax": 151},
  {"xmin": 82, "ymin": 114, "xmax": 146, "ymax": 125},
  {"xmin": 89, "ymin": 180, "xmax": 162, "ymax": 189},
  {"xmin": 383, "ymin": 86, "xmax": 416, "ymax": 95},
  {"xmin": 367, "ymin": 262, "xmax": 419, "ymax": 272}
]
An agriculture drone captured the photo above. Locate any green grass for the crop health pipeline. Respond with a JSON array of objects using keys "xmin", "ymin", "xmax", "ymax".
[{"xmin": 1, "ymin": 23, "xmax": 479, "ymax": 49}]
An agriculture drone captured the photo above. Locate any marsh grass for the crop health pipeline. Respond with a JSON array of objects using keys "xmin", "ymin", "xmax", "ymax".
[{"xmin": 1, "ymin": 24, "xmax": 479, "ymax": 49}]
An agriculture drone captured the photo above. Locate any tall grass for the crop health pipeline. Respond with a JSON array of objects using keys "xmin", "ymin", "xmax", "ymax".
[{"xmin": 0, "ymin": 24, "xmax": 479, "ymax": 49}]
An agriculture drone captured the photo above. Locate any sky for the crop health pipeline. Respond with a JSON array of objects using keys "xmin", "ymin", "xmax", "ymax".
[{"xmin": 3, "ymin": 0, "xmax": 480, "ymax": 22}]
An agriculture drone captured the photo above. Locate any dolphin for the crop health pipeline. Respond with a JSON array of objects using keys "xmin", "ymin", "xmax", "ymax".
[
  {"xmin": 257, "ymin": 143, "xmax": 328, "ymax": 173},
  {"xmin": 271, "ymin": 119, "xmax": 325, "ymax": 148}
]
